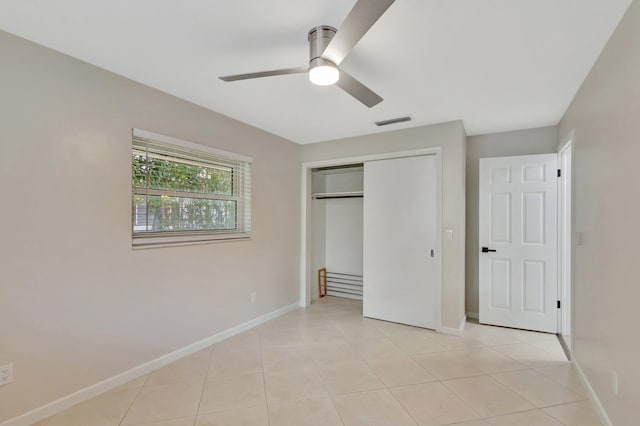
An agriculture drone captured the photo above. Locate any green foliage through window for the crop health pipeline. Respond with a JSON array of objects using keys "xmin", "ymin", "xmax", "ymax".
[
  {"xmin": 132, "ymin": 151, "xmax": 232, "ymax": 195},
  {"xmin": 132, "ymin": 147, "xmax": 242, "ymax": 234},
  {"xmin": 133, "ymin": 195, "xmax": 236, "ymax": 232}
]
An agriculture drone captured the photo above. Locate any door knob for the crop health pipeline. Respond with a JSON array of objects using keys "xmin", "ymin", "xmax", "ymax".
[{"xmin": 481, "ymin": 247, "xmax": 497, "ymax": 253}]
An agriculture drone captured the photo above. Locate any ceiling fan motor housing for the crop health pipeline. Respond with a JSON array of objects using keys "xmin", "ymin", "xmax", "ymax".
[{"xmin": 308, "ymin": 26, "xmax": 337, "ymax": 68}]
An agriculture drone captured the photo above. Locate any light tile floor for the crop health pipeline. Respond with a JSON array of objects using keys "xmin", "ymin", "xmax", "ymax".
[{"xmin": 35, "ymin": 297, "xmax": 603, "ymax": 426}]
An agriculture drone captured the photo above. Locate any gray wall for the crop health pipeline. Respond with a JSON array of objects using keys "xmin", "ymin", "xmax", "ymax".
[
  {"xmin": 0, "ymin": 31, "xmax": 301, "ymax": 422},
  {"xmin": 465, "ymin": 126, "xmax": 558, "ymax": 316},
  {"xmin": 558, "ymin": 1, "xmax": 639, "ymax": 424},
  {"xmin": 302, "ymin": 121, "xmax": 467, "ymax": 330},
  {"xmin": 324, "ymin": 172, "xmax": 364, "ymax": 277}
]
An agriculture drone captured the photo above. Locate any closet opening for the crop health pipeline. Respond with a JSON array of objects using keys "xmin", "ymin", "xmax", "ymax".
[{"xmin": 311, "ymin": 163, "xmax": 364, "ymax": 303}]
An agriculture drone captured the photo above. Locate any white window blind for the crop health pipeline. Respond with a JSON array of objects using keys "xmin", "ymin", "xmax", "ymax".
[{"xmin": 132, "ymin": 129, "xmax": 251, "ymax": 247}]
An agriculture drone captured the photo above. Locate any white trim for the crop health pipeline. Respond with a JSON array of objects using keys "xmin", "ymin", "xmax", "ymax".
[
  {"xmin": 132, "ymin": 233, "xmax": 250, "ymax": 249},
  {"xmin": 441, "ymin": 315, "xmax": 467, "ymax": 336},
  {"xmin": 300, "ymin": 147, "xmax": 443, "ymax": 332},
  {"xmin": 434, "ymin": 151, "xmax": 443, "ymax": 333},
  {"xmin": 572, "ymin": 359, "xmax": 613, "ymax": 426},
  {"xmin": 132, "ymin": 128, "xmax": 253, "ymax": 163},
  {"xmin": 302, "ymin": 148, "xmax": 441, "ymax": 169},
  {"xmin": 466, "ymin": 311, "xmax": 479, "ymax": 320},
  {"xmin": 557, "ymin": 130, "xmax": 574, "ymax": 354},
  {"xmin": 1, "ymin": 302, "xmax": 300, "ymax": 426},
  {"xmin": 557, "ymin": 129, "xmax": 575, "ymax": 154},
  {"xmin": 300, "ymin": 167, "xmax": 312, "ymax": 307}
]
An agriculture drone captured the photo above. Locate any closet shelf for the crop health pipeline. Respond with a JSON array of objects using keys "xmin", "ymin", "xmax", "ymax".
[{"xmin": 312, "ymin": 191, "xmax": 363, "ymax": 200}]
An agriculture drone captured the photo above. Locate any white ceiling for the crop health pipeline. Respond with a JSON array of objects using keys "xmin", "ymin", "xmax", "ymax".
[{"xmin": 0, "ymin": 0, "xmax": 631, "ymax": 144}]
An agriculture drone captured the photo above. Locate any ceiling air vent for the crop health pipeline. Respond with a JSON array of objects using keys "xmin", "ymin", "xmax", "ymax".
[{"xmin": 374, "ymin": 116, "xmax": 412, "ymax": 127}]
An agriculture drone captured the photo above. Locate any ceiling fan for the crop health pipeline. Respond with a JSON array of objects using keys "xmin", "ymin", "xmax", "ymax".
[{"xmin": 219, "ymin": 0, "xmax": 395, "ymax": 108}]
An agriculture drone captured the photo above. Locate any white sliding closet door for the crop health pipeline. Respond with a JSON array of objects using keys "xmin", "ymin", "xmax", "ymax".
[{"xmin": 363, "ymin": 155, "xmax": 439, "ymax": 329}]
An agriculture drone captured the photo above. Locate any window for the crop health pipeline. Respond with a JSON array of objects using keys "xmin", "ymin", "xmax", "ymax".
[{"xmin": 132, "ymin": 129, "xmax": 251, "ymax": 247}]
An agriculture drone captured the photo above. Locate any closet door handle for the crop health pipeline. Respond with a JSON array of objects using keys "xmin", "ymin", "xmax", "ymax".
[
  {"xmin": 481, "ymin": 247, "xmax": 497, "ymax": 253},
  {"xmin": 430, "ymin": 249, "xmax": 435, "ymax": 258}
]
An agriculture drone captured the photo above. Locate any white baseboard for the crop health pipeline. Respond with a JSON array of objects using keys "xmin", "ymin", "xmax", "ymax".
[
  {"xmin": 441, "ymin": 315, "xmax": 467, "ymax": 336},
  {"xmin": 2, "ymin": 302, "xmax": 300, "ymax": 426},
  {"xmin": 572, "ymin": 359, "xmax": 613, "ymax": 426},
  {"xmin": 466, "ymin": 311, "xmax": 479, "ymax": 320}
]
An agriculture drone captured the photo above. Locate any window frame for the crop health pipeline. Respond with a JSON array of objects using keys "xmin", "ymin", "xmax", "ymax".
[{"xmin": 131, "ymin": 128, "xmax": 252, "ymax": 248}]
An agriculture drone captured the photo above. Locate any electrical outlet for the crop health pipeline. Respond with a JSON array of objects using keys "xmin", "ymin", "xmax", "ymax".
[
  {"xmin": 251, "ymin": 292, "xmax": 257, "ymax": 304},
  {"xmin": 0, "ymin": 364, "xmax": 13, "ymax": 386},
  {"xmin": 612, "ymin": 370, "xmax": 618, "ymax": 395}
]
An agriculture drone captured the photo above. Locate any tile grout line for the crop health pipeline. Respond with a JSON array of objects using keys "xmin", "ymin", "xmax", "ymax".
[
  {"xmin": 309, "ymin": 303, "xmax": 360, "ymax": 426},
  {"xmin": 543, "ymin": 399, "xmax": 592, "ymax": 411},
  {"xmin": 118, "ymin": 372, "xmax": 151, "ymax": 426},
  {"xmin": 444, "ymin": 406, "xmax": 568, "ymax": 425},
  {"xmin": 377, "ymin": 380, "xmax": 420, "ymax": 425},
  {"xmin": 440, "ymin": 374, "xmax": 544, "ymax": 419},
  {"xmin": 346, "ymin": 331, "xmax": 420, "ymax": 426},
  {"xmin": 388, "ymin": 378, "xmax": 485, "ymax": 425},
  {"xmin": 541, "ymin": 405, "xmax": 575, "ymax": 426},
  {"xmin": 534, "ymin": 365, "xmax": 590, "ymax": 397},
  {"xmin": 490, "ymin": 366, "xmax": 589, "ymax": 404},
  {"xmin": 316, "ymin": 370, "xmax": 348, "ymax": 425},
  {"xmin": 297, "ymin": 333, "xmax": 346, "ymax": 425},
  {"xmin": 258, "ymin": 333, "xmax": 272, "ymax": 426},
  {"xmin": 427, "ymin": 365, "xmax": 589, "ymax": 424},
  {"xmin": 191, "ymin": 346, "xmax": 216, "ymax": 426}
]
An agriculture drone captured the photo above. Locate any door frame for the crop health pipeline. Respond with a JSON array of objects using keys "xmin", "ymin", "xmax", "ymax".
[
  {"xmin": 300, "ymin": 147, "xmax": 443, "ymax": 332},
  {"xmin": 557, "ymin": 131, "xmax": 574, "ymax": 355}
]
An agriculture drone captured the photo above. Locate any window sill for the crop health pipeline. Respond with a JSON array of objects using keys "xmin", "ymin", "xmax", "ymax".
[{"xmin": 132, "ymin": 233, "xmax": 251, "ymax": 250}]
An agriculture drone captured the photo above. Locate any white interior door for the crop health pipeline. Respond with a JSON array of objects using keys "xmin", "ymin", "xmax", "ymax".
[
  {"xmin": 479, "ymin": 154, "xmax": 558, "ymax": 333},
  {"xmin": 363, "ymin": 155, "xmax": 439, "ymax": 329}
]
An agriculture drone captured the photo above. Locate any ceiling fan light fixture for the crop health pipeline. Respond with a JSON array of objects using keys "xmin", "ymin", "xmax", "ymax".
[{"xmin": 309, "ymin": 58, "xmax": 339, "ymax": 86}]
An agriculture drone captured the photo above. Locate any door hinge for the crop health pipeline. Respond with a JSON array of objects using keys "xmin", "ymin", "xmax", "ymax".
[
  {"xmin": 557, "ymin": 300, "xmax": 561, "ymax": 309},
  {"xmin": 557, "ymin": 169, "xmax": 562, "ymax": 177}
]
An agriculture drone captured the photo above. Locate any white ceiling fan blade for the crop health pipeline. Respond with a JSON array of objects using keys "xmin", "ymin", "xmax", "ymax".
[
  {"xmin": 321, "ymin": 0, "xmax": 395, "ymax": 66},
  {"xmin": 336, "ymin": 69, "xmax": 383, "ymax": 108},
  {"xmin": 219, "ymin": 66, "xmax": 308, "ymax": 82}
]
